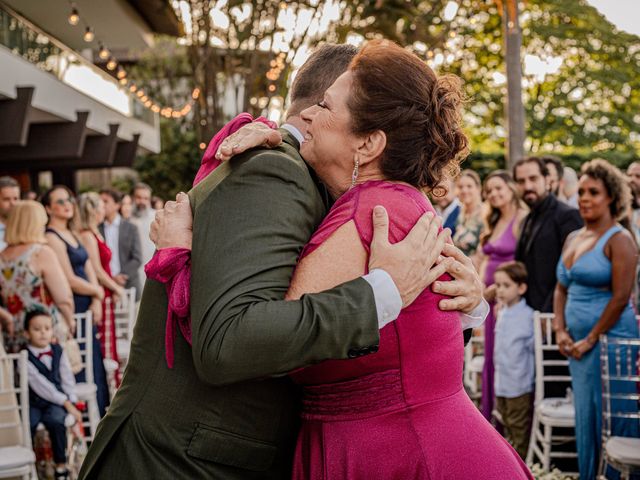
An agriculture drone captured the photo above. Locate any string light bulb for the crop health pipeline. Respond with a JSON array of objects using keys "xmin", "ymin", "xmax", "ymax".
[
  {"xmin": 106, "ymin": 57, "xmax": 117, "ymax": 70},
  {"xmin": 98, "ymin": 43, "xmax": 110, "ymax": 60},
  {"xmin": 119, "ymin": 78, "xmax": 127, "ymax": 85},
  {"xmin": 68, "ymin": 7, "xmax": 80, "ymax": 26},
  {"xmin": 116, "ymin": 67, "xmax": 126, "ymax": 79},
  {"xmin": 83, "ymin": 27, "xmax": 94, "ymax": 42}
]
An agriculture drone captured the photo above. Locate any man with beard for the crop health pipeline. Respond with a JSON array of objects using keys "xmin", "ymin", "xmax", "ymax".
[
  {"xmin": 129, "ymin": 182, "xmax": 156, "ymax": 282},
  {"xmin": 543, "ymin": 155, "xmax": 564, "ymax": 198},
  {"xmin": 514, "ymin": 157, "xmax": 583, "ymax": 313}
]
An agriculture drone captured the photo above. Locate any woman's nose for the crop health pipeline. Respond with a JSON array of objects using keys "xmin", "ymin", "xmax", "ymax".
[{"xmin": 300, "ymin": 104, "xmax": 318, "ymax": 123}]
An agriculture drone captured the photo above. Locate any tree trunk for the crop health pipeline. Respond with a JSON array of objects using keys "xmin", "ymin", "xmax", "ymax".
[{"xmin": 502, "ymin": 0, "xmax": 526, "ymax": 170}]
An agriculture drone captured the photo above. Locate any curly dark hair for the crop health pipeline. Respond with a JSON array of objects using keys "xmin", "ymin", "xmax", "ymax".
[
  {"xmin": 580, "ymin": 158, "xmax": 631, "ymax": 221},
  {"xmin": 347, "ymin": 39, "xmax": 469, "ymax": 191}
]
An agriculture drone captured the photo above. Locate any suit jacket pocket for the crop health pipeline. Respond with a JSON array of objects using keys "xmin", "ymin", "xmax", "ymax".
[{"xmin": 186, "ymin": 423, "xmax": 277, "ymax": 472}]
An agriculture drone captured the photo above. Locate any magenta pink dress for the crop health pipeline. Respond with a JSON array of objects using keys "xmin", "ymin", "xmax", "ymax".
[{"xmin": 290, "ymin": 181, "xmax": 532, "ymax": 480}]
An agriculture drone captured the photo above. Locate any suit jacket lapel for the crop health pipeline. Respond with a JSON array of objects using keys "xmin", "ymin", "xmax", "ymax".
[
  {"xmin": 118, "ymin": 222, "xmax": 127, "ymax": 264},
  {"xmin": 523, "ymin": 196, "xmax": 556, "ymax": 256}
]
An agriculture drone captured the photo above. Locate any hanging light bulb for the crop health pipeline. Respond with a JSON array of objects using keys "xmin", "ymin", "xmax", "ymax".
[
  {"xmin": 98, "ymin": 43, "xmax": 110, "ymax": 60},
  {"xmin": 106, "ymin": 57, "xmax": 117, "ymax": 70},
  {"xmin": 68, "ymin": 6, "xmax": 80, "ymax": 26},
  {"xmin": 83, "ymin": 27, "xmax": 94, "ymax": 42},
  {"xmin": 116, "ymin": 66, "xmax": 126, "ymax": 79},
  {"xmin": 151, "ymin": 105, "xmax": 160, "ymax": 113},
  {"xmin": 129, "ymin": 84, "xmax": 137, "ymax": 93},
  {"xmin": 119, "ymin": 77, "xmax": 127, "ymax": 85}
]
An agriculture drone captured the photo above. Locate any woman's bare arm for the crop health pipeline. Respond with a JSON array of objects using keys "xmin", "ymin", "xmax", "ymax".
[
  {"xmin": 79, "ymin": 231, "xmax": 123, "ymax": 297},
  {"xmin": 286, "ymin": 221, "xmax": 367, "ymax": 300},
  {"xmin": 45, "ymin": 232, "xmax": 102, "ymax": 298},
  {"xmin": 36, "ymin": 245, "xmax": 75, "ymax": 331}
]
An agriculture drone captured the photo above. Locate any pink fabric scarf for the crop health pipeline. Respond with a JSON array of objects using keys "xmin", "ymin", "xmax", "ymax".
[{"xmin": 144, "ymin": 113, "xmax": 277, "ymax": 368}]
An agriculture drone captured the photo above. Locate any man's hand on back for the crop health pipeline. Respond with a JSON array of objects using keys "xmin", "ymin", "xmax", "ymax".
[
  {"xmin": 369, "ymin": 206, "xmax": 452, "ymax": 307},
  {"xmin": 432, "ymin": 243, "xmax": 483, "ymax": 314},
  {"xmin": 369, "ymin": 206, "xmax": 483, "ymax": 313}
]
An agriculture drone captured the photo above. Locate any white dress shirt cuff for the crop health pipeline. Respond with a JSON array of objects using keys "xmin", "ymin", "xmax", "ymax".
[
  {"xmin": 460, "ymin": 298, "xmax": 489, "ymax": 330},
  {"xmin": 362, "ymin": 269, "xmax": 402, "ymax": 330}
]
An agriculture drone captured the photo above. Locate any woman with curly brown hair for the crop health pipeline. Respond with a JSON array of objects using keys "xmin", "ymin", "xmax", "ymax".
[
  {"xmin": 553, "ymin": 159, "xmax": 639, "ymax": 480},
  {"xmin": 277, "ymin": 40, "xmax": 531, "ymax": 479}
]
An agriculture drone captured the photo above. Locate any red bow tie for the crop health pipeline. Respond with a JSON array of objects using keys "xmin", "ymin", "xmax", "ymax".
[{"xmin": 37, "ymin": 350, "xmax": 53, "ymax": 360}]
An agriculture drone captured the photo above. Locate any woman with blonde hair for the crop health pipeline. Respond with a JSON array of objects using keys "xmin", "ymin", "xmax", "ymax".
[
  {"xmin": 77, "ymin": 192, "xmax": 124, "ymax": 382},
  {"xmin": 0, "ymin": 201, "xmax": 74, "ymax": 352},
  {"xmin": 453, "ymin": 169, "xmax": 484, "ymax": 262},
  {"xmin": 477, "ymin": 170, "xmax": 528, "ymax": 420}
]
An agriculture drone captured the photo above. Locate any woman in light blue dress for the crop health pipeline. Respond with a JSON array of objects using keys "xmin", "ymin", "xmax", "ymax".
[{"xmin": 553, "ymin": 159, "xmax": 639, "ymax": 480}]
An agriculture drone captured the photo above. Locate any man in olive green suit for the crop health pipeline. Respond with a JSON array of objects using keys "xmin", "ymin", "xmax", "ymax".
[{"xmin": 79, "ymin": 45, "xmax": 484, "ymax": 479}]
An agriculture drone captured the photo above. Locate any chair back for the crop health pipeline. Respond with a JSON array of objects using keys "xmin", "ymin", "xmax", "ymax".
[
  {"xmin": 0, "ymin": 351, "xmax": 30, "ymax": 449},
  {"xmin": 533, "ymin": 312, "xmax": 572, "ymax": 403},
  {"xmin": 74, "ymin": 310, "xmax": 94, "ymax": 385},
  {"xmin": 600, "ymin": 335, "xmax": 640, "ymax": 440},
  {"xmin": 114, "ymin": 287, "xmax": 137, "ymax": 342}
]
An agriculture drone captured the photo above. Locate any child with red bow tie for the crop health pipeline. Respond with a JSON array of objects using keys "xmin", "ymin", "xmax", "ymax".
[{"xmin": 24, "ymin": 308, "xmax": 81, "ymax": 480}]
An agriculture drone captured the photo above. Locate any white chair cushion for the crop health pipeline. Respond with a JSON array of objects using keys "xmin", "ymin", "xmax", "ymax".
[
  {"xmin": 538, "ymin": 397, "xmax": 575, "ymax": 421},
  {"xmin": 468, "ymin": 356, "xmax": 484, "ymax": 372},
  {"xmin": 0, "ymin": 445, "xmax": 35, "ymax": 469},
  {"xmin": 605, "ymin": 436, "xmax": 640, "ymax": 467},
  {"xmin": 75, "ymin": 381, "xmax": 97, "ymax": 399}
]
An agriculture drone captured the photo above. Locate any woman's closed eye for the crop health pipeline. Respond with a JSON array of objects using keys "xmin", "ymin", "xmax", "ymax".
[{"xmin": 317, "ymin": 101, "xmax": 328, "ymax": 109}]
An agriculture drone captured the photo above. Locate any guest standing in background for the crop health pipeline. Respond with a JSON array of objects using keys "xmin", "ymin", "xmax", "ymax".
[
  {"xmin": 77, "ymin": 193, "xmax": 125, "ymax": 384},
  {"xmin": 0, "ymin": 201, "xmax": 74, "ymax": 352},
  {"xmin": 152, "ymin": 196, "xmax": 164, "ymax": 211},
  {"xmin": 543, "ymin": 155, "xmax": 564, "ymax": 197},
  {"xmin": 129, "ymin": 183, "xmax": 156, "ymax": 284},
  {"xmin": 453, "ymin": 169, "xmax": 484, "ymax": 264},
  {"xmin": 561, "ymin": 166, "xmax": 579, "ymax": 208},
  {"xmin": 514, "ymin": 157, "xmax": 583, "ymax": 313},
  {"xmin": 477, "ymin": 170, "xmax": 528, "ymax": 421},
  {"xmin": 99, "ymin": 189, "xmax": 142, "ymax": 301},
  {"xmin": 434, "ymin": 176, "xmax": 461, "ymax": 235},
  {"xmin": 493, "ymin": 261, "xmax": 535, "ymax": 459},
  {"xmin": 42, "ymin": 186, "xmax": 110, "ymax": 416},
  {"xmin": 0, "ymin": 176, "xmax": 20, "ymax": 251},
  {"xmin": 553, "ymin": 159, "xmax": 639, "ymax": 480},
  {"xmin": 119, "ymin": 194, "xmax": 133, "ymax": 221}
]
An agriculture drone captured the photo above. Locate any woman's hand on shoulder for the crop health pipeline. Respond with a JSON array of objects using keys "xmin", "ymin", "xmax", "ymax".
[{"xmin": 216, "ymin": 123, "xmax": 282, "ymax": 161}]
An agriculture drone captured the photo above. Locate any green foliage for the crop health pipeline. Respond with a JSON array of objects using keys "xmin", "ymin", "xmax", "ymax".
[{"xmin": 133, "ymin": 119, "xmax": 200, "ymax": 200}]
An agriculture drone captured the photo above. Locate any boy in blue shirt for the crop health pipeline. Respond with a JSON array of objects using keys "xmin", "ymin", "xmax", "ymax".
[
  {"xmin": 493, "ymin": 261, "xmax": 535, "ymax": 459},
  {"xmin": 24, "ymin": 309, "xmax": 82, "ymax": 480}
]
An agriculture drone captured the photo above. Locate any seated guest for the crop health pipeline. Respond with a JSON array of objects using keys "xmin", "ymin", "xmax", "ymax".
[
  {"xmin": 25, "ymin": 308, "xmax": 82, "ymax": 480},
  {"xmin": 42, "ymin": 186, "xmax": 109, "ymax": 417},
  {"xmin": 0, "ymin": 201, "xmax": 75, "ymax": 352},
  {"xmin": 493, "ymin": 261, "xmax": 535, "ymax": 459}
]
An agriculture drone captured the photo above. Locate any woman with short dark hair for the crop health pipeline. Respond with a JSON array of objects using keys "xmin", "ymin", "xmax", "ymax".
[{"xmin": 553, "ymin": 159, "xmax": 639, "ymax": 480}]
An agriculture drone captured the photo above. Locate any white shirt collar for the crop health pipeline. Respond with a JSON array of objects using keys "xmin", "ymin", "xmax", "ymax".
[
  {"xmin": 106, "ymin": 214, "xmax": 121, "ymax": 228},
  {"xmin": 281, "ymin": 123, "xmax": 305, "ymax": 145},
  {"xmin": 441, "ymin": 197, "xmax": 461, "ymax": 220},
  {"xmin": 27, "ymin": 344, "xmax": 52, "ymax": 355}
]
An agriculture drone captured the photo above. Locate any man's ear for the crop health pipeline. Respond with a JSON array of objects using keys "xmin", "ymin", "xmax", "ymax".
[{"xmin": 355, "ymin": 130, "xmax": 386, "ymax": 167}]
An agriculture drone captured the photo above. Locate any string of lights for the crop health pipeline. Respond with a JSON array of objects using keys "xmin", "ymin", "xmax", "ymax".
[{"xmin": 65, "ymin": 1, "xmax": 197, "ymax": 119}]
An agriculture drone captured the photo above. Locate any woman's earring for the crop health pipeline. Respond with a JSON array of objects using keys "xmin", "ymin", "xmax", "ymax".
[{"xmin": 351, "ymin": 157, "xmax": 360, "ymax": 188}]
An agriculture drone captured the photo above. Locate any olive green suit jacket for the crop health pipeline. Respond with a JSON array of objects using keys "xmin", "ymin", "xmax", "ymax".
[{"xmin": 79, "ymin": 131, "xmax": 380, "ymax": 479}]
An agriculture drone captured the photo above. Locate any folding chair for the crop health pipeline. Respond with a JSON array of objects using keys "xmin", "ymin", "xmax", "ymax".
[
  {"xmin": 73, "ymin": 311, "xmax": 100, "ymax": 442},
  {"xmin": 463, "ymin": 332, "xmax": 484, "ymax": 404},
  {"xmin": 526, "ymin": 312, "xmax": 577, "ymax": 473},
  {"xmin": 0, "ymin": 351, "xmax": 37, "ymax": 479},
  {"xmin": 114, "ymin": 287, "xmax": 137, "ymax": 367},
  {"xmin": 598, "ymin": 336, "xmax": 640, "ymax": 480}
]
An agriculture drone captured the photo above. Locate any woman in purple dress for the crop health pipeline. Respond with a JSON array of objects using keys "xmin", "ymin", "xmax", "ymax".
[{"xmin": 477, "ymin": 171, "xmax": 528, "ymax": 420}]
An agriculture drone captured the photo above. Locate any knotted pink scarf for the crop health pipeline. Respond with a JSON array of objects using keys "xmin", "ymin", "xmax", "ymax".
[{"xmin": 144, "ymin": 113, "xmax": 277, "ymax": 368}]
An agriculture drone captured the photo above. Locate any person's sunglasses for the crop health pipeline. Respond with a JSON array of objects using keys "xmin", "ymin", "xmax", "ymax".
[{"xmin": 54, "ymin": 198, "xmax": 74, "ymax": 206}]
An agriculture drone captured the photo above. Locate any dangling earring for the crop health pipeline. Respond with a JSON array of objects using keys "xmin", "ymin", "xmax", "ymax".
[{"xmin": 351, "ymin": 156, "xmax": 360, "ymax": 188}]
